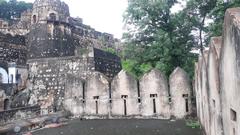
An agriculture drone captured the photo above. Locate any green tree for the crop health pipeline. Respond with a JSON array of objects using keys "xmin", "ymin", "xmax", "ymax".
[
  {"xmin": 123, "ymin": 0, "xmax": 197, "ymax": 78},
  {"xmin": 0, "ymin": 0, "xmax": 32, "ymax": 20},
  {"xmin": 208, "ymin": 1, "xmax": 240, "ymax": 38}
]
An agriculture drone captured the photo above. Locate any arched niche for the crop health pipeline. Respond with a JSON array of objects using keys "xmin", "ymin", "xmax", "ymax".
[{"xmin": 0, "ymin": 67, "xmax": 8, "ymax": 84}]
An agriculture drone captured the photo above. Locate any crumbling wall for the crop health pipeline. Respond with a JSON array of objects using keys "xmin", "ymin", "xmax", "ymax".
[
  {"xmin": 139, "ymin": 69, "xmax": 170, "ymax": 119},
  {"xmin": 169, "ymin": 67, "xmax": 192, "ymax": 119},
  {"xmin": 111, "ymin": 70, "xmax": 140, "ymax": 117},
  {"xmin": 27, "ymin": 57, "xmax": 94, "ymax": 113},
  {"xmin": 0, "ymin": 33, "xmax": 27, "ymax": 66}
]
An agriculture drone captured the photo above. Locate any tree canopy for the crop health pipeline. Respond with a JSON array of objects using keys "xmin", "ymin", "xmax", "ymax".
[
  {"xmin": 0, "ymin": 0, "xmax": 32, "ymax": 20},
  {"xmin": 122, "ymin": 0, "xmax": 240, "ymax": 79}
]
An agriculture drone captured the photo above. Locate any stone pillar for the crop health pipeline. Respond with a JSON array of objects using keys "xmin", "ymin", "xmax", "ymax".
[
  {"xmin": 111, "ymin": 70, "xmax": 140, "ymax": 117},
  {"xmin": 194, "ymin": 62, "xmax": 200, "ymax": 118},
  {"xmin": 169, "ymin": 67, "xmax": 192, "ymax": 119},
  {"xmin": 201, "ymin": 50, "xmax": 210, "ymax": 134},
  {"xmin": 208, "ymin": 37, "xmax": 223, "ymax": 135},
  {"xmin": 85, "ymin": 72, "xmax": 109, "ymax": 118},
  {"xmin": 220, "ymin": 8, "xmax": 240, "ymax": 135},
  {"xmin": 139, "ymin": 69, "xmax": 170, "ymax": 119}
]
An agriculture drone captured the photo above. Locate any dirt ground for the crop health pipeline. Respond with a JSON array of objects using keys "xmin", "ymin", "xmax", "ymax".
[{"xmin": 32, "ymin": 119, "xmax": 202, "ymax": 135}]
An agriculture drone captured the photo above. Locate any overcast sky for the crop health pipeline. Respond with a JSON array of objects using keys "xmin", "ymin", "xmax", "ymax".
[
  {"xmin": 21, "ymin": 0, "xmax": 185, "ymax": 39},
  {"xmin": 22, "ymin": 0, "xmax": 128, "ymax": 39}
]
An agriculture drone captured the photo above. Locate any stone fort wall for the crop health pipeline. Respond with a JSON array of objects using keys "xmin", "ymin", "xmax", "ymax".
[
  {"xmin": 61, "ymin": 68, "xmax": 192, "ymax": 119},
  {"xmin": 194, "ymin": 7, "xmax": 240, "ymax": 135}
]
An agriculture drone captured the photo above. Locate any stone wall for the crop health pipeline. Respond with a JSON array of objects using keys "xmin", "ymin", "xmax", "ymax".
[
  {"xmin": 111, "ymin": 70, "xmax": 140, "ymax": 117},
  {"xmin": 61, "ymin": 68, "xmax": 193, "ymax": 119},
  {"xmin": 208, "ymin": 37, "xmax": 223, "ymax": 135},
  {"xmin": 194, "ymin": 8, "xmax": 240, "ymax": 135},
  {"xmin": 140, "ymin": 69, "xmax": 170, "ymax": 118},
  {"xmin": 0, "ymin": 33, "xmax": 27, "ymax": 66},
  {"xmin": 169, "ymin": 67, "xmax": 192, "ymax": 119}
]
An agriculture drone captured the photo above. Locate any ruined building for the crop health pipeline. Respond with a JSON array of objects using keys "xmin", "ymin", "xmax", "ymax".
[
  {"xmin": 194, "ymin": 7, "xmax": 240, "ymax": 135},
  {"xmin": 0, "ymin": 0, "xmax": 193, "ymax": 121}
]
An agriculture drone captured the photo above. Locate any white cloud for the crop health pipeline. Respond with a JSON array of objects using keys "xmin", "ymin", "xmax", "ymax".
[{"xmin": 21, "ymin": 0, "xmax": 128, "ymax": 39}]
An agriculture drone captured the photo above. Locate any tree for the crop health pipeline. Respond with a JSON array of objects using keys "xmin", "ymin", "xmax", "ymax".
[
  {"xmin": 0, "ymin": 0, "xmax": 32, "ymax": 20},
  {"xmin": 122, "ymin": 0, "xmax": 197, "ymax": 78}
]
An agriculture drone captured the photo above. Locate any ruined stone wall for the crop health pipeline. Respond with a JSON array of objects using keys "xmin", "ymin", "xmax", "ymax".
[
  {"xmin": 194, "ymin": 8, "xmax": 240, "ymax": 135},
  {"xmin": 27, "ymin": 56, "xmax": 94, "ymax": 113},
  {"xmin": 0, "ymin": 33, "xmax": 27, "ymax": 66}
]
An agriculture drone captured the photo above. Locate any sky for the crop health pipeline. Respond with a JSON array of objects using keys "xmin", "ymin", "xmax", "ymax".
[
  {"xmin": 21, "ymin": 0, "xmax": 185, "ymax": 39},
  {"xmin": 22, "ymin": 0, "xmax": 128, "ymax": 39}
]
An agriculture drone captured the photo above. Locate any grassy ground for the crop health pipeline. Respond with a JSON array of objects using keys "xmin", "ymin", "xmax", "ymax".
[{"xmin": 32, "ymin": 119, "xmax": 202, "ymax": 135}]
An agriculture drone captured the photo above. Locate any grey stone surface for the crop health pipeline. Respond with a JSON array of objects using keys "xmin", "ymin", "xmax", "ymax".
[
  {"xmin": 84, "ymin": 72, "xmax": 109, "ymax": 118},
  {"xmin": 219, "ymin": 8, "xmax": 240, "ymax": 135},
  {"xmin": 207, "ymin": 37, "xmax": 223, "ymax": 135},
  {"xmin": 139, "ymin": 69, "xmax": 170, "ymax": 119},
  {"xmin": 111, "ymin": 70, "xmax": 140, "ymax": 117},
  {"xmin": 63, "ymin": 75, "xmax": 84, "ymax": 117},
  {"xmin": 200, "ymin": 50, "xmax": 210, "ymax": 134},
  {"xmin": 169, "ymin": 67, "xmax": 192, "ymax": 119}
]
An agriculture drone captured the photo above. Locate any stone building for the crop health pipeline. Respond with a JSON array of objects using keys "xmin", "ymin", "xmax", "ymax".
[
  {"xmin": 169, "ymin": 67, "xmax": 192, "ymax": 119},
  {"xmin": 0, "ymin": 0, "xmax": 195, "ymax": 121}
]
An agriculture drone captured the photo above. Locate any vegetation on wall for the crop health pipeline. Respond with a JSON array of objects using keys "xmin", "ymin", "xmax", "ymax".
[
  {"xmin": 122, "ymin": 0, "xmax": 240, "ymax": 79},
  {"xmin": 0, "ymin": 0, "xmax": 32, "ymax": 20}
]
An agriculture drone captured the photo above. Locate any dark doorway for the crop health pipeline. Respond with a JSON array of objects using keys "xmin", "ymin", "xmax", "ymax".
[
  {"xmin": 4, "ymin": 99, "xmax": 10, "ymax": 110},
  {"xmin": 49, "ymin": 13, "xmax": 57, "ymax": 21},
  {"xmin": 153, "ymin": 99, "xmax": 156, "ymax": 114},
  {"xmin": 150, "ymin": 94, "xmax": 157, "ymax": 114},
  {"xmin": 94, "ymin": 96, "xmax": 99, "ymax": 115},
  {"xmin": 185, "ymin": 99, "xmax": 189, "ymax": 113},
  {"xmin": 121, "ymin": 95, "xmax": 128, "ymax": 116},
  {"xmin": 33, "ymin": 15, "xmax": 37, "ymax": 23}
]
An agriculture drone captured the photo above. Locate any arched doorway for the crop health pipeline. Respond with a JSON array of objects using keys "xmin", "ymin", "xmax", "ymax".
[
  {"xmin": 4, "ymin": 99, "xmax": 10, "ymax": 110},
  {"xmin": 0, "ymin": 67, "xmax": 9, "ymax": 84},
  {"xmin": 33, "ymin": 15, "xmax": 37, "ymax": 23},
  {"xmin": 49, "ymin": 13, "xmax": 56, "ymax": 21}
]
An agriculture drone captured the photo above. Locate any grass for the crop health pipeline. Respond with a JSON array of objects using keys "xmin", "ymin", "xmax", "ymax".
[{"xmin": 186, "ymin": 119, "xmax": 201, "ymax": 129}]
